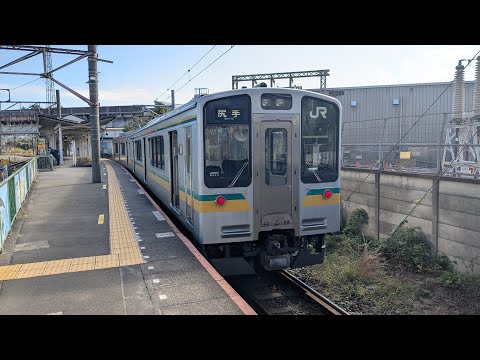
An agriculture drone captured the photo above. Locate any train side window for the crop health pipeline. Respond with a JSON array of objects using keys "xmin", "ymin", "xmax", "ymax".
[
  {"xmin": 135, "ymin": 140, "xmax": 142, "ymax": 161},
  {"xmin": 149, "ymin": 138, "xmax": 155, "ymax": 167},
  {"xmin": 157, "ymin": 136, "xmax": 165, "ymax": 170},
  {"xmin": 149, "ymin": 136, "xmax": 164, "ymax": 170}
]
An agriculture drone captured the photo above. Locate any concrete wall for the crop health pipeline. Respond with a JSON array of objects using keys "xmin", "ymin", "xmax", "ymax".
[
  {"xmin": 341, "ymin": 168, "xmax": 480, "ymax": 273},
  {"xmin": 438, "ymin": 181, "xmax": 480, "ymax": 273},
  {"xmin": 379, "ymin": 174, "xmax": 433, "ymax": 238},
  {"xmin": 341, "ymin": 170, "xmax": 377, "ymax": 236}
]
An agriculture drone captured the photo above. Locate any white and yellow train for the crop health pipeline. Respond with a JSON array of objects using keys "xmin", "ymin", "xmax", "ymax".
[{"xmin": 113, "ymin": 85, "xmax": 341, "ymax": 275}]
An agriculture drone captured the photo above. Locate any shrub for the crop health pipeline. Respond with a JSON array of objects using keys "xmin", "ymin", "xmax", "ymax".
[
  {"xmin": 325, "ymin": 234, "xmax": 344, "ymax": 253},
  {"xmin": 343, "ymin": 208, "xmax": 369, "ymax": 238},
  {"xmin": 436, "ymin": 254, "xmax": 454, "ymax": 272},
  {"xmin": 337, "ymin": 209, "xmax": 383, "ymax": 254},
  {"xmin": 437, "ymin": 271, "xmax": 467, "ymax": 290},
  {"xmin": 380, "ymin": 227, "xmax": 436, "ymax": 272}
]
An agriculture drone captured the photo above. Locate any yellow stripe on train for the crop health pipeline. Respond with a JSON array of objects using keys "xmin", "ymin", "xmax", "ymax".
[
  {"xmin": 146, "ymin": 168, "xmax": 250, "ymax": 213},
  {"xmin": 195, "ymin": 199, "xmax": 250, "ymax": 213},
  {"xmin": 147, "ymin": 171, "xmax": 170, "ymax": 191},
  {"xmin": 184, "ymin": 193, "xmax": 250, "ymax": 213},
  {"xmin": 302, "ymin": 193, "xmax": 341, "ymax": 207}
]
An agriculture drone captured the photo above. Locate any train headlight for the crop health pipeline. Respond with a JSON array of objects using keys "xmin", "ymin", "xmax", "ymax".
[
  {"xmin": 323, "ymin": 189, "xmax": 333, "ymax": 199},
  {"xmin": 215, "ymin": 196, "xmax": 226, "ymax": 206}
]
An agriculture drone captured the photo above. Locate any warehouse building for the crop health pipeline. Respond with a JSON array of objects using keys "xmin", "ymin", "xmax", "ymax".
[{"xmin": 309, "ymin": 80, "xmax": 476, "ymax": 172}]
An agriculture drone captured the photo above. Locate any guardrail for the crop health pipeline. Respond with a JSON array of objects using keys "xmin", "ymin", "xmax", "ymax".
[{"xmin": 0, "ymin": 157, "xmax": 38, "ymax": 252}]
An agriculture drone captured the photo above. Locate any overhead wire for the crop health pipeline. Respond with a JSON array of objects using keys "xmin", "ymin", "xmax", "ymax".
[
  {"xmin": 161, "ymin": 45, "xmax": 235, "ymax": 103},
  {"xmin": 10, "ymin": 77, "xmax": 42, "ymax": 90},
  {"xmin": 155, "ymin": 45, "xmax": 217, "ymax": 102}
]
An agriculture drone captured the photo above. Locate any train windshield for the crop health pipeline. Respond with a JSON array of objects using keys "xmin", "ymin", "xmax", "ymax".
[
  {"xmin": 301, "ymin": 96, "xmax": 339, "ymax": 183},
  {"xmin": 204, "ymin": 95, "xmax": 252, "ymax": 188}
]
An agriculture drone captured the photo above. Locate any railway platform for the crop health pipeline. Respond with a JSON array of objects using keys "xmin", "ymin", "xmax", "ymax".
[{"xmin": 0, "ymin": 158, "xmax": 255, "ymax": 315}]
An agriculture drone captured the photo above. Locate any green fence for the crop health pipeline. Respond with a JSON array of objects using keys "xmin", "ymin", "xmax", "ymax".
[{"xmin": 0, "ymin": 157, "xmax": 38, "ymax": 252}]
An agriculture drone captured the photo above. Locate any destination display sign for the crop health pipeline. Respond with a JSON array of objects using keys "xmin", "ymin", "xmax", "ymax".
[
  {"xmin": 204, "ymin": 95, "xmax": 250, "ymax": 124},
  {"xmin": 214, "ymin": 108, "xmax": 245, "ymax": 122}
]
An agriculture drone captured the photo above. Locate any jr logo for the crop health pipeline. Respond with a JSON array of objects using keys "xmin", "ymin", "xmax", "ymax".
[{"xmin": 309, "ymin": 106, "xmax": 327, "ymax": 119}]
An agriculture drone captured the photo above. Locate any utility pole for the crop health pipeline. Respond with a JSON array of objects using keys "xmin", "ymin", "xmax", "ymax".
[
  {"xmin": 56, "ymin": 90, "xmax": 64, "ymax": 165},
  {"xmin": 171, "ymin": 89, "xmax": 175, "ymax": 110},
  {"xmin": 88, "ymin": 45, "xmax": 101, "ymax": 183}
]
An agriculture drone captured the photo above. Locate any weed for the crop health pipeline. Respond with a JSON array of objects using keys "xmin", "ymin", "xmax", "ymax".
[
  {"xmin": 343, "ymin": 208, "xmax": 369, "ymax": 238},
  {"xmin": 301, "ymin": 210, "xmax": 480, "ymax": 314},
  {"xmin": 436, "ymin": 254, "xmax": 454, "ymax": 272},
  {"xmin": 380, "ymin": 227, "xmax": 437, "ymax": 272}
]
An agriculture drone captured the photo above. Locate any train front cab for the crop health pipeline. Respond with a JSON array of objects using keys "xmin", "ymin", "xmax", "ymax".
[{"xmin": 199, "ymin": 89, "xmax": 341, "ymax": 274}]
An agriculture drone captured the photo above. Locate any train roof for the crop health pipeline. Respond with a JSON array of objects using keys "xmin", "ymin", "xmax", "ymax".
[
  {"xmin": 128, "ymin": 95, "xmax": 201, "ymax": 137},
  {"xmin": 128, "ymin": 87, "xmax": 338, "ymax": 137}
]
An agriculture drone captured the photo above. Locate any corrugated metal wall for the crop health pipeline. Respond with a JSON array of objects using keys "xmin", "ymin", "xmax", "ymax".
[
  {"xmin": 312, "ymin": 81, "xmax": 475, "ymax": 144},
  {"xmin": 318, "ymin": 81, "xmax": 474, "ymax": 121},
  {"xmin": 311, "ymin": 81, "xmax": 476, "ymax": 171}
]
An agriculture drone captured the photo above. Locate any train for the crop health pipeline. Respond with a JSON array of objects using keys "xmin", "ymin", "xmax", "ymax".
[{"xmin": 113, "ymin": 84, "xmax": 341, "ymax": 276}]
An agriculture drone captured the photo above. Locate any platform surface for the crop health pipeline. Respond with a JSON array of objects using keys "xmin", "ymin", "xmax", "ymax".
[{"xmin": 0, "ymin": 158, "xmax": 254, "ymax": 315}]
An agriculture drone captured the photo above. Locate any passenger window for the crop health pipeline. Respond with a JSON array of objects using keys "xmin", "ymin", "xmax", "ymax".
[{"xmin": 149, "ymin": 136, "xmax": 165, "ymax": 170}]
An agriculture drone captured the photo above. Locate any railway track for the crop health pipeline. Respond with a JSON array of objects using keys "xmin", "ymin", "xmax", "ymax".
[
  {"xmin": 280, "ymin": 270, "xmax": 348, "ymax": 315},
  {"xmin": 226, "ymin": 270, "xmax": 349, "ymax": 315}
]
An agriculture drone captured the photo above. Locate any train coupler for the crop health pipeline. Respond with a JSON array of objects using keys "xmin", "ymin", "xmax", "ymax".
[
  {"xmin": 291, "ymin": 234, "xmax": 326, "ymax": 268},
  {"xmin": 260, "ymin": 233, "xmax": 291, "ymax": 271},
  {"xmin": 261, "ymin": 253, "xmax": 291, "ymax": 271}
]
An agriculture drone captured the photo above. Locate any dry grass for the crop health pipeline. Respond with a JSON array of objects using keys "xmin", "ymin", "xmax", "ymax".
[
  {"xmin": 290, "ymin": 234, "xmax": 480, "ymax": 315},
  {"xmin": 3, "ymin": 148, "xmax": 34, "ymax": 156}
]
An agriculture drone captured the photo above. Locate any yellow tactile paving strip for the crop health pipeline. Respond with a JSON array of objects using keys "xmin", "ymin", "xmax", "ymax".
[
  {"xmin": 106, "ymin": 162, "xmax": 144, "ymax": 266},
  {"xmin": 0, "ymin": 162, "xmax": 143, "ymax": 281}
]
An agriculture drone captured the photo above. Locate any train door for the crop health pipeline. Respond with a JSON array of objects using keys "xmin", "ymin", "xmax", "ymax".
[
  {"xmin": 126, "ymin": 142, "xmax": 129, "ymax": 165},
  {"xmin": 170, "ymin": 131, "xmax": 180, "ymax": 210},
  {"xmin": 143, "ymin": 138, "xmax": 147, "ymax": 182},
  {"xmin": 131, "ymin": 141, "xmax": 134, "ymax": 168},
  {"xmin": 259, "ymin": 121, "xmax": 293, "ymax": 225},
  {"xmin": 185, "ymin": 127, "xmax": 193, "ymax": 224}
]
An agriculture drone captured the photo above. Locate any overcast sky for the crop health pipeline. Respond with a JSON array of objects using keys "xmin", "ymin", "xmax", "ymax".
[{"xmin": 0, "ymin": 45, "xmax": 478, "ymax": 109}]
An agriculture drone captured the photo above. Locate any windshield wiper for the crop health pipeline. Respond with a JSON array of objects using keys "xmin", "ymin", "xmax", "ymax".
[
  {"xmin": 228, "ymin": 161, "xmax": 248, "ymax": 188},
  {"xmin": 312, "ymin": 169, "xmax": 322, "ymax": 183}
]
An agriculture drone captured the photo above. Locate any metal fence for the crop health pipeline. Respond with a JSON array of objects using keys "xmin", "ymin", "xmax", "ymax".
[
  {"xmin": 341, "ymin": 112, "xmax": 480, "ymax": 178},
  {"xmin": 0, "ymin": 157, "xmax": 38, "ymax": 252}
]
